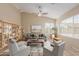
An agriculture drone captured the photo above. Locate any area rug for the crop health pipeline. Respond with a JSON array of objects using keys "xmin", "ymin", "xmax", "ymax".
[{"xmin": 30, "ymin": 46, "xmax": 43, "ymax": 56}]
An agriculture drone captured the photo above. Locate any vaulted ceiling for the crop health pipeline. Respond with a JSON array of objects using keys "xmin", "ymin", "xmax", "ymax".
[{"xmin": 12, "ymin": 3, "xmax": 78, "ymax": 19}]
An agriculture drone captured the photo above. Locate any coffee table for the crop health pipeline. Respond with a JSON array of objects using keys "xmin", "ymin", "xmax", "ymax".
[{"xmin": 27, "ymin": 39, "xmax": 44, "ymax": 46}]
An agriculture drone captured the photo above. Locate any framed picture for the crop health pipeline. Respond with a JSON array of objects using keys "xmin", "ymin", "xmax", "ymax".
[{"xmin": 31, "ymin": 24, "xmax": 42, "ymax": 33}]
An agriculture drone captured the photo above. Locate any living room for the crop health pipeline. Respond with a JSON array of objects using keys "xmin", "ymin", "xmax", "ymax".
[{"xmin": 0, "ymin": 3, "xmax": 79, "ymax": 56}]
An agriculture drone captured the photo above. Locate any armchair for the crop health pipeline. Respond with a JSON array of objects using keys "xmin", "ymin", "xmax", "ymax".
[
  {"xmin": 43, "ymin": 41, "xmax": 65, "ymax": 56},
  {"xmin": 8, "ymin": 38, "xmax": 30, "ymax": 56},
  {"xmin": 51, "ymin": 41, "xmax": 65, "ymax": 56}
]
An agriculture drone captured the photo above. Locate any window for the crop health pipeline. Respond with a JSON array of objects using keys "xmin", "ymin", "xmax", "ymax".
[
  {"xmin": 74, "ymin": 15, "xmax": 79, "ymax": 23},
  {"xmin": 60, "ymin": 14, "xmax": 79, "ymax": 39},
  {"xmin": 44, "ymin": 23, "xmax": 54, "ymax": 35},
  {"xmin": 60, "ymin": 17, "xmax": 73, "ymax": 37},
  {"xmin": 45, "ymin": 23, "xmax": 54, "ymax": 29},
  {"xmin": 73, "ymin": 15, "xmax": 79, "ymax": 38}
]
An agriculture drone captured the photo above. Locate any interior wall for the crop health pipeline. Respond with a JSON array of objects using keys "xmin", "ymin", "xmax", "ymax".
[
  {"xmin": 0, "ymin": 4, "xmax": 21, "ymax": 25},
  {"xmin": 21, "ymin": 12, "xmax": 55, "ymax": 33}
]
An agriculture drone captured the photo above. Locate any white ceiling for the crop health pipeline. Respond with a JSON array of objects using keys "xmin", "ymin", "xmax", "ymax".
[{"xmin": 12, "ymin": 3, "xmax": 78, "ymax": 19}]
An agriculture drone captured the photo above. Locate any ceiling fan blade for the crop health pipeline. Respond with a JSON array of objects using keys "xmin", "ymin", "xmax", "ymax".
[{"xmin": 37, "ymin": 6, "xmax": 48, "ymax": 16}]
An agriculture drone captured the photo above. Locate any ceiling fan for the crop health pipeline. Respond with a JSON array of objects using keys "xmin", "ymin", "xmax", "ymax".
[{"xmin": 37, "ymin": 6, "xmax": 48, "ymax": 16}]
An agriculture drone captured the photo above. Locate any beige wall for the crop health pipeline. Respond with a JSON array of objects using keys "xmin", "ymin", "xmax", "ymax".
[
  {"xmin": 21, "ymin": 12, "xmax": 55, "ymax": 33},
  {"xmin": 0, "ymin": 4, "xmax": 21, "ymax": 25}
]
